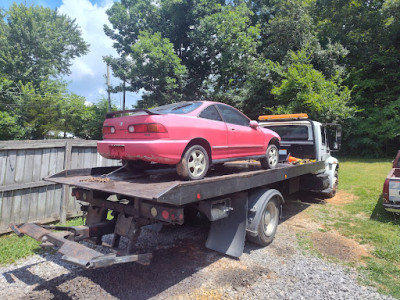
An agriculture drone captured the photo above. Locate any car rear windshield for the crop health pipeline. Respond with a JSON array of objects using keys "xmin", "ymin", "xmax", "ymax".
[
  {"xmin": 150, "ymin": 102, "xmax": 202, "ymax": 114},
  {"xmin": 266, "ymin": 125, "xmax": 309, "ymax": 141}
]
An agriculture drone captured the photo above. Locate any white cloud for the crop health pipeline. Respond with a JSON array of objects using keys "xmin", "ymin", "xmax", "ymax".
[{"xmin": 58, "ymin": 0, "xmax": 140, "ymax": 107}]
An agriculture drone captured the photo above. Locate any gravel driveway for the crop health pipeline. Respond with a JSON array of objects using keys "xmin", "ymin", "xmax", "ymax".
[{"xmin": 0, "ymin": 200, "xmax": 394, "ymax": 300}]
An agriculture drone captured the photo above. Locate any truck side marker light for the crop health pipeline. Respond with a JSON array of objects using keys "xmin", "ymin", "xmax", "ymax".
[
  {"xmin": 285, "ymin": 175, "xmax": 287, "ymax": 179},
  {"xmin": 162, "ymin": 210, "xmax": 169, "ymax": 220},
  {"xmin": 197, "ymin": 193, "xmax": 201, "ymax": 200}
]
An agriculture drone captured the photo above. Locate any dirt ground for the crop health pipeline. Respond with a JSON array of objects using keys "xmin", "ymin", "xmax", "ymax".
[{"xmin": 284, "ymin": 190, "xmax": 371, "ymax": 263}]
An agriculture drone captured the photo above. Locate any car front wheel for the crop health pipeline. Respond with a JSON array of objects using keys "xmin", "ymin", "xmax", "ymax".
[
  {"xmin": 176, "ymin": 145, "xmax": 209, "ymax": 180},
  {"xmin": 260, "ymin": 144, "xmax": 278, "ymax": 169}
]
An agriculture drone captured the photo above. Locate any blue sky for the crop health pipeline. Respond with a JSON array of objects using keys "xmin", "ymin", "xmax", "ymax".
[{"xmin": 1, "ymin": 0, "xmax": 141, "ymax": 108}]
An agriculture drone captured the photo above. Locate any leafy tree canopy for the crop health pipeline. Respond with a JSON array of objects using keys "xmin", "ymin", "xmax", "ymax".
[
  {"xmin": 0, "ymin": 3, "xmax": 88, "ymax": 87},
  {"xmin": 268, "ymin": 49, "xmax": 355, "ymax": 123}
]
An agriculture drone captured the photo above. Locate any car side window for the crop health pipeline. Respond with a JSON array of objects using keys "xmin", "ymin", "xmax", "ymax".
[
  {"xmin": 216, "ymin": 104, "xmax": 250, "ymax": 126},
  {"xmin": 199, "ymin": 105, "xmax": 222, "ymax": 121}
]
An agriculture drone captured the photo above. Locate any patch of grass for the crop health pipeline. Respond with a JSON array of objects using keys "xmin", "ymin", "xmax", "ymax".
[
  {"xmin": 0, "ymin": 234, "xmax": 41, "ymax": 265},
  {"xmin": 296, "ymin": 232, "xmax": 313, "ymax": 253},
  {"xmin": 308, "ymin": 158, "xmax": 400, "ymax": 299},
  {"xmin": 0, "ymin": 217, "xmax": 84, "ymax": 265}
]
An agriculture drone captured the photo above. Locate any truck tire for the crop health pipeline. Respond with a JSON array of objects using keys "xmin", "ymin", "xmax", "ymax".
[
  {"xmin": 176, "ymin": 145, "xmax": 209, "ymax": 180},
  {"xmin": 247, "ymin": 197, "xmax": 280, "ymax": 246},
  {"xmin": 260, "ymin": 144, "xmax": 278, "ymax": 169}
]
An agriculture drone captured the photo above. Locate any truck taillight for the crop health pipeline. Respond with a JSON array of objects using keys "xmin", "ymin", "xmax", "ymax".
[
  {"xmin": 102, "ymin": 126, "xmax": 115, "ymax": 135},
  {"xmin": 383, "ymin": 178, "xmax": 390, "ymax": 203},
  {"xmin": 128, "ymin": 123, "xmax": 167, "ymax": 133}
]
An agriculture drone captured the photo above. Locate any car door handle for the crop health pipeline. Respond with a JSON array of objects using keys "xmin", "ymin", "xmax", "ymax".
[{"xmin": 230, "ymin": 128, "xmax": 235, "ymax": 131}]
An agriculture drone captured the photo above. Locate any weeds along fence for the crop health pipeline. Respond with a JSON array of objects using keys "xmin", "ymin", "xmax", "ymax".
[{"xmin": 0, "ymin": 140, "xmax": 119, "ymax": 234}]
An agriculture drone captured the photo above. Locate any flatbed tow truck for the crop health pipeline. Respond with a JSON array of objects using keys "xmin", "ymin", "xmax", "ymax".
[{"xmin": 10, "ymin": 114, "xmax": 341, "ymax": 269}]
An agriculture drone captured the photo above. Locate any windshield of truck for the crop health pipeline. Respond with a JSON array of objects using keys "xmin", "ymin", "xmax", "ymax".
[
  {"xmin": 266, "ymin": 125, "xmax": 309, "ymax": 141},
  {"xmin": 149, "ymin": 102, "xmax": 202, "ymax": 114}
]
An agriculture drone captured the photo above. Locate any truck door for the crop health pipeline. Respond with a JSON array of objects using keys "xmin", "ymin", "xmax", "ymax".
[{"xmin": 319, "ymin": 125, "xmax": 330, "ymax": 161}]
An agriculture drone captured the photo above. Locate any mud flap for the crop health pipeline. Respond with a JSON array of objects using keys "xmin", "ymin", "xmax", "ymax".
[{"xmin": 205, "ymin": 192, "xmax": 248, "ymax": 257}]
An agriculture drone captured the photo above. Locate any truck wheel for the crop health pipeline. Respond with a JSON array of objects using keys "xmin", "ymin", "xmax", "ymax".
[
  {"xmin": 176, "ymin": 145, "xmax": 209, "ymax": 180},
  {"xmin": 326, "ymin": 170, "xmax": 338, "ymax": 198},
  {"xmin": 260, "ymin": 144, "xmax": 278, "ymax": 169},
  {"xmin": 248, "ymin": 197, "xmax": 280, "ymax": 246}
]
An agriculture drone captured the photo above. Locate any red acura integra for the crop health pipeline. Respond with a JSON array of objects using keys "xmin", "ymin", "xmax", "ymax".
[{"xmin": 98, "ymin": 101, "xmax": 280, "ymax": 180}]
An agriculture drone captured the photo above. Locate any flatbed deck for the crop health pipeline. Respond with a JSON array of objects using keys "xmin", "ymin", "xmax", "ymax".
[{"xmin": 46, "ymin": 161, "xmax": 325, "ymax": 206}]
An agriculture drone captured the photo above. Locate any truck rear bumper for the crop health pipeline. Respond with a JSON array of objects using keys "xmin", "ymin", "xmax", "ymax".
[
  {"xmin": 9, "ymin": 223, "xmax": 152, "ymax": 269},
  {"xmin": 383, "ymin": 203, "xmax": 400, "ymax": 213}
]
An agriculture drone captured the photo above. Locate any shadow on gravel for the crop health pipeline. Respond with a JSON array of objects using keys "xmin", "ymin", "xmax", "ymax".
[{"xmin": 1, "ymin": 223, "xmax": 223, "ymax": 299}]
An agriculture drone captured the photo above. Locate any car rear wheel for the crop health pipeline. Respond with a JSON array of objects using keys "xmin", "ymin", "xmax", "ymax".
[
  {"xmin": 176, "ymin": 145, "xmax": 209, "ymax": 180},
  {"xmin": 260, "ymin": 144, "xmax": 278, "ymax": 169}
]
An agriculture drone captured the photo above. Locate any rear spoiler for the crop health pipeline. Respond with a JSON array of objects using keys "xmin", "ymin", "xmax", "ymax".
[{"xmin": 105, "ymin": 109, "xmax": 160, "ymax": 119}]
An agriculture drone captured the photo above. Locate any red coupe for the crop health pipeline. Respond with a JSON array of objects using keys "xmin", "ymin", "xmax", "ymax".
[{"xmin": 98, "ymin": 101, "xmax": 280, "ymax": 180}]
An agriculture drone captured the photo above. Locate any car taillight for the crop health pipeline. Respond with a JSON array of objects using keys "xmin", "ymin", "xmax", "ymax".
[
  {"xmin": 128, "ymin": 123, "xmax": 167, "ymax": 133},
  {"xmin": 383, "ymin": 178, "xmax": 390, "ymax": 203},
  {"xmin": 102, "ymin": 126, "xmax": 115, "ymax": 135}
]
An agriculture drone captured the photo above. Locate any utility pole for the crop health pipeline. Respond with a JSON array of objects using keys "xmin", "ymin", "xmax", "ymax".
[
  {"xmin": 122, "ymin": 79, "xmax": 126, "ymax": 111},
  {"xmin": 107, "ymin": 63, "xmax": 111, "ymax": 112}
]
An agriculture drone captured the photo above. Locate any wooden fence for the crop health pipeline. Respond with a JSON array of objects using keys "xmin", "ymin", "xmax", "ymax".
[{"xmin": 0, "ymin": 140, "xmax": 119, "ymax": 234}]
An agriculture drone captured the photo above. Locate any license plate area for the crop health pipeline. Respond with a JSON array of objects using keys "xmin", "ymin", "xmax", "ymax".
[{"xmin": 110, "ymin": 145, "xmax": 125, "ymax": 157}]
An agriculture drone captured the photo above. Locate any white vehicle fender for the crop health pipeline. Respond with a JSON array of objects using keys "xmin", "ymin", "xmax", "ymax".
[{"xmin": 325, "ymin": 156, "xmax": 339, "ymax": 188}]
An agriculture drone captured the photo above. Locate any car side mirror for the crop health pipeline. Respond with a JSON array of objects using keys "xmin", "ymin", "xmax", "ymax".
[{"xmin": 249, "ymin": 120, "xmax": 259, "ymax": 128}]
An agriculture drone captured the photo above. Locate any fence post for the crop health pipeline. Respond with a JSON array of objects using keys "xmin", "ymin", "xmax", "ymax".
[{"xmin": 60, "ymin": 140, "xmax": 72, "ymax": 223}]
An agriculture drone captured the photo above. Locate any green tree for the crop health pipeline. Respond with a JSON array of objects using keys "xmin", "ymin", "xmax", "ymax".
[
  {"xmin": 83, "ymin": 99, "xmax": 118, "ymax": 140},
  {"xmin": 269, "ymin": 49, "xmax": 355, "ymax": 123},
  {"xmin": 191, "ymin": 3, "xmax": 260, "ymax": 106},
  {"xmin": 12, "ymin": 79, "xmax": 90, "ymax": 140},
  {"xmin": 0, "ymin": 3, "xmax": 88, "ymax": 87},
  {"xmin": 0, "ymin": 111, "xmax": 25, "ymax": 140},
  {"xmin": 59, "ymin": 94, "xmax": 90, "ymax": 139},
  {"xmin": 130, "ymin": 31, "xmax": 187, "ymax": 107},
  {"xmin": 314, "ymin": 0, "xmax": 400, "ymax": 156},
  {"xmin": 104, "ymin": 0, "xmax": 225, "ymax": 103}
]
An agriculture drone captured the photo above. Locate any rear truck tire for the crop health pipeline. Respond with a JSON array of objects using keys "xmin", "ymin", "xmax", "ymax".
[
  {"xmin": 247, "ymin": 197, "xmax": 280, "ymax": 246},
  {"xmin": 122, "ymin": 160, "xmax": 151, "ymax": 171},
  {"xmin": 176, "ymin": 145, "xmax": 209, "ymax": 180},
  {"xmin": 326, "ymin": 170, "xmax": 338, "ymax": 198},
  {"xmin": 260, "ymin": 144, "xmax": 278, "ymax": 169}
]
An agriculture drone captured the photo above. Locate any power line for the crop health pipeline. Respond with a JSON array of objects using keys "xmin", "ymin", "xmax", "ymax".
[{"xmin": 0, "ymin": 90, "xmax": 84, "ymax": 99}]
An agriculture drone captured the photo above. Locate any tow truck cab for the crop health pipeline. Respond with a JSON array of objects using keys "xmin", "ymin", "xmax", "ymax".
[{"xmin": 258, "ymin": 114, "xmax": 342, "ymax": 197}]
